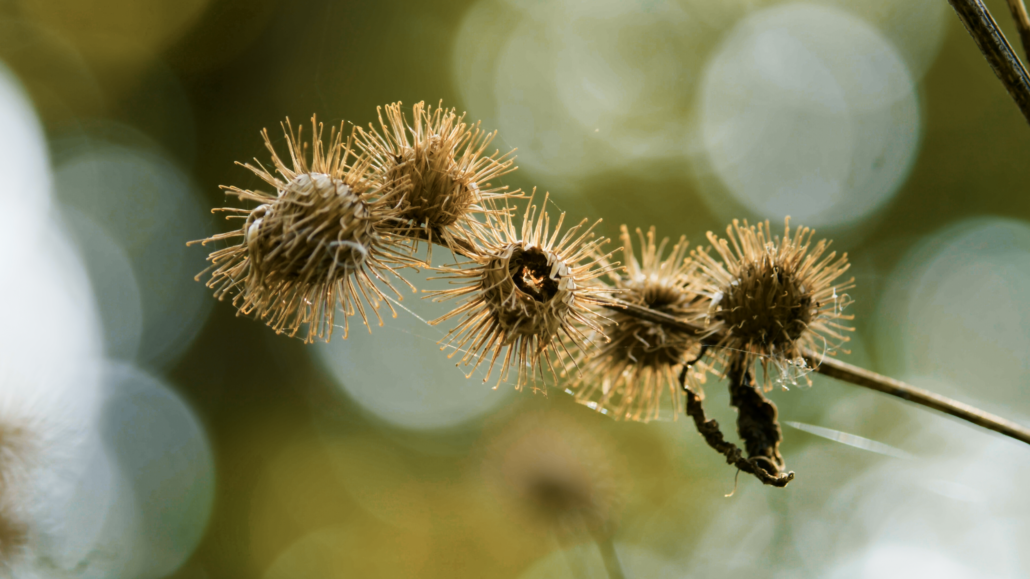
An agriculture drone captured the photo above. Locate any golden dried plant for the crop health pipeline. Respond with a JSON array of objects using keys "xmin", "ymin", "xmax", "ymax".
[
  {"xmin": 568, "ymin": 226, "xmax": 710, "ymax": 422},
  {"xmin": 693, "ymin": 218, "xmax": 854, "ymax": 389},
  {"xmin": 185, "ymin": 103, "xmax": 1030, "ymax": 489},
  {"xmin": 426, "ymin": 192, "xmax": 618, "ymax": 390},
  {"xmin": 354, "ymin": 101, "xmax": 519, "ymax": 261},
  {"xmin": 191, "ymin": 116, "xmax": 415, "ymax": 343}
]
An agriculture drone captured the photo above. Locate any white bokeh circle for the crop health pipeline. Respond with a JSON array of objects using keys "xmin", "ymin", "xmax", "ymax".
[
  {"xmin": 60, "ymin": 207, "xmax": 145, "ymax": 360},
  {"xmin": 53, "ymin": 136, "xmax": 213, "ymax": 367},
  {"xmin": 697, "ymin": 3, "xmax": 921, "ymax": 228},
  {"xmin": 77, "ymin": 362, "xmax": 216, "ymax": 579},
  {"xmin": 815, "ymin": 0, "xmax": 949, "ymax": 80},
  {"xmin": 0, "ymin": 60, "xmax": 52, "ymax": 248},
  {"xmin": 454, "ymin": 0, "xmax": 732, "ymax": 184},
  {"xmin": 0, "ymin": 224, "xmax": 104, "ymax": 417},
  {"xmin": 313, "ymin": 250, "xmax": 516, "ymax": 430},
  {"xmin": 550, "ymin": 0, "xmax": 703, "ymax": 159},
  {"xmin": 876, "ymin": 218, "xmax": 1030, "ymax": 414}
]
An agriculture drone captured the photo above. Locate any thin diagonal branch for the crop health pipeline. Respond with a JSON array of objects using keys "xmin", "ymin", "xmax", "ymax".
[
  {"xmin": 949, "ymin": 0, "xmax": 1030, "ymax": 125},
  {"xmin": 804, "ymin": 352, "xmax": 1030, "ymax": 446},
  {"xmin": 1006, "ymin": 0, "xmax": 1030, "ymax": 64},
  {"xmin": 406, "ymin": 231, "xmax": 1030, "ymax": 448}
]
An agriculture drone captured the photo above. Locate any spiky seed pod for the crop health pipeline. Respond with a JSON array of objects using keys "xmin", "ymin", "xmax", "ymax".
[
  {"xmin": 191, "ymin": 116, "xmax": 415, "ymax": 343},
  {"xmin": 693, "ymin": 218, "xmax": 855, "ymax": 389},
  {"xmin": 427, "ymin": 192, "xmax": 618, "ymax": 390},
  {"xmin": 569, "ymin": 226, "xmax": 710, "ymax": 422},
  {"xmin": 354, "ymin": 101, "xmax": 519, "ymax": 261}
]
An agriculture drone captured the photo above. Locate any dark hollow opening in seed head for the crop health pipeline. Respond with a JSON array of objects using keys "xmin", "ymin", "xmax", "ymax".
[
  {"xmin": 639, "ymin": 281, "xmax": 685, "ymax": 312},
  {"xmin": 509, "ymin": 246, "xmax": 560, "ymax": 303}
]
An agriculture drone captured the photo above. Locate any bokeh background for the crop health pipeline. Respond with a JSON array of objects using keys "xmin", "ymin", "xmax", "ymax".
[{"xmin": 2, "ymin": 0, "xmax": 1030, "ymax": 577}]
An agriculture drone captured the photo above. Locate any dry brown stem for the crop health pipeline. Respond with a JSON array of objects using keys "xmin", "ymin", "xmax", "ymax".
[
  {"xmin": 1006, "ymin": 0, "xmax": 1030, "ymax": 64},
  {"xmin": 727, "ymin": 357, "xmax": 785, "ymax": 476},
  {"xmin": 809, "ymin": 353, "xmax": 1030, "ymax": 446},
  {"xmin": 679, "ymin": 366, "xmax": 795, "ymax": 488},
  {"xmin": 949, "ymin": 0, "xmax": 1030, "ymax": 125},
  {"xmin": 409, "ymin": 230, "xmax": 1030, "ymax": 449}
]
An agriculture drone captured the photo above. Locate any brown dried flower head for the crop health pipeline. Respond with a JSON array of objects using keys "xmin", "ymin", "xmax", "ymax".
[
  {"xmin": 569, "ymin": 226, "xmax": 709, "ymax": 422},
  {"xmin": 427, "ymin": 192, "xmax": 618, "ymax": 390},
  {"xmin": 0, "ymin": 420, "xmax": 35, "ymax": 563},
  {"xmin": 694, "ymin": 218, "xmax": 855, "ymax": 388},
  {"xmin": 483, "ymin": 411, "xmax": 626, "ymax": 544},
  {"xmin": 355, "ymin": 101, "xmax": 519, "ymax": 260},
  {"xmin": 192, "ymin": 116, "xmax": 414, "ymax": 343}
]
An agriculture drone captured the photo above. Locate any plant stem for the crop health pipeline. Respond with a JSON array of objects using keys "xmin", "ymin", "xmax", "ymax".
[
  {"xmin": 727, "ymin": 357, "xmax": 786, "ymax": 473},
  {"xmin": 679, "ymin": 366, "xmax": 795, "ymax": 488},
  {"xmin": 948, "ymin": 0, "xmax": 1030, "ymax": 125},
  {"xmin": 1006, "ymin": 0, "xmax": 1030, "ymax": 64},
  {"xmin": 608, "ymin": 299, "xmax": 1030, "ymax": 448},
  {"xmin": 409, "ymin": 233, "xmax": 1030, "ymax": 448},
  {"xmin": 593, "ymin": 533, "xmax": 627, "ymax": 579},
  {"xmin": 805, "ymin": 352, "xmax": 1030, "ymax": 446}
]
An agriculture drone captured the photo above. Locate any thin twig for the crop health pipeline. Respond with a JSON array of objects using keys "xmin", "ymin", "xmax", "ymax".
[
  {"xmin": 404, "ymin": 230, "xmax": 1030, "ymax": 447},
  {"xmin": 679, "ymin": 366, "xmax": 795, "ymax": 488},
  {"xmin": 949, "ymin": 0, "xmax": 1030, "ymax": 125},
  {"xmin": 1006, "ymin": 0, "xmax": 1030, "ymax": 64},
  {"xmin": 803, "ymin": 351, "xmax": 1030, "ymax": 446}
]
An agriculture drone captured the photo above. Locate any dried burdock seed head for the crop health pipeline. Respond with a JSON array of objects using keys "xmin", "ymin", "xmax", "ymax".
[
  {"xmin": 482, "ymin": 411, "xmax": 626, "ymax": 544},
  {"xmin": 191, "ymin": 116, "xmax": 415, "ymax": 343},
  {"xmin": 694, "ymin": 218, "xmax": 855, "ymax": 389},
  {"xmin": 0, "ymin": 420, "xmax": 35, "ymax": 563},
  {"xmin": 569, "ymin": 226, "xmax": 710, "ymax": 422},
  {"xmin": 354, "ymin": 101, "xmax": 519, "ymax": 261},
  {"xmin": 427, "ymin": 191, "xmax": 618, "ymax": 390}
]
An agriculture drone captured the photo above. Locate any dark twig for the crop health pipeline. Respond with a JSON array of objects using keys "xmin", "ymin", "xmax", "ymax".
[
  {"xmin": 1006, "ymin": 0, "xmax": 1030, "ymax": 64},
  {"xmin": 727, "ymin": 357, "xmax": 785, "ymax": 475},
  {"xmin": 949, "ymin": 0, "xmax": 1030, "ymax": 125},
  {"xmin": 407, "ymin": 230, "xmax": 1030, "ymax": 448},
  {"xmin": 679, "ymin": 366, "xmax": 794, "ymax": 488}
]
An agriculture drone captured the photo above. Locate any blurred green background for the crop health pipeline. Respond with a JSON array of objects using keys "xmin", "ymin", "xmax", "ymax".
[{"xmin": 2, "ymin": 0, "xmax": 1030, "ymax": 577}]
